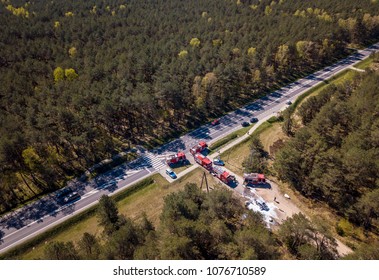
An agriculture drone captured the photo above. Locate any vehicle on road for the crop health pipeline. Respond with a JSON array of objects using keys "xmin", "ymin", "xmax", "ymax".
[
  {"xmin": 286, "ymin": 100, "xmax": 292, "ymax": 105},
  {"xmin": 193, "ymin": 153, "xmax": 213, "ymax": 170},
  {"xmin": 241, "ymin": 121, "xmax": 250, "ymax": 127},
  {"xmin": 63, "ymin": 191, "xmax": 80, "ymax": 204},
  {"xmin": 166, "ymin": 152, "xmax": 186, "ymax": 166},
  {"xmin": 213, "ymin": 158, "xmax": 225, "ymax": 166},
  {"xmin": 55, "ymin": 187, "xmax": 73, "ymax": 203},
  {"xmin": 211, "ymin": 119, "xmax": 220, "ymax": 125},
  {"xmin": 165, "ymin": 168, "xmax": 177, "ymax": 179},
  {"xmin": 190, "ymin": 141, "xmax": 208, "ymax": 155},
  {"xmin": 250, "ymin": 117, "xmax": 258, "ymax": 123},
  {"xmin": 243, "ymin": 173, "xmax": 266, "ymax": 185},
  {"xmin": 212, "ymin": 166, "xmax": 236, "ymax": 185}
]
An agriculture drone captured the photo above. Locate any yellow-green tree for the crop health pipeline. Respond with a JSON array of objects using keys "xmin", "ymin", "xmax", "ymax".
[
  {"xmin": 178, "ymin": 50, "xmax": 188, "ymax": 58},
  {"xmin": 54, "ymin": 21, "xmax": 60, "ymax": 28},
  {"xmin": 22, "ymin": 147, "xmax": 41, "ymax": 170},
  {"xmin": 232, "ymin": 48, "xmax": 240, "ymax": 56},
  {"xmin": 212, "ymin": 39, "xmax": 222, "ymax": 47},
  {"xmin": 6, "ymin": 4, "xmax": 29, "ymax": 18},
  {"xmin": 296, "ymin": 41, "xmax": 309, "ymax": 59},
  {"xmin": 252, "ymin": 69, "xmax": 261, "ymax": 84},
  {"xmin": 275, "ymin": 44, "xmax": 290, "ymax": 70},
  {"xmin": 264, "ymin": 6, "xmax": 272, "ymax": 15},
  {"xmin": 69, "ymin": 47, "xmax": 77, "ymax": 58},
  {"xmin": 65, "ymin": 68, "xmax": 79, "ymax": 81},
  {"xmin": 190, "ymin": 38, "xmax": 201, "ymax": 47},
  {"xmin": 53, "ymin": 67, "xmax": 64, "ymax": 82},
  {"xmin": 90, "ymin": 5, "xmax": 97, "ymax": 15},
  {"xmin": 247, "ymin": 47, "xmax": 257, "ymax": 57}
]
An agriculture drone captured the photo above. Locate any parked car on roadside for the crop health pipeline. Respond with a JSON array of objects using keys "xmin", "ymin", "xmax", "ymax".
[
  {"xmin": 213, "ymin": 158, "xmax": 225, "ymax": 166},
  {"xmin": 241, "ymin": 121, "xmax": 250, "ymax": 127},
  {"xmin": 250, "ymin": 117, "xmax": 258, "ymax": 123},
  {"xmin": 166, "ymin": 168, "xmax": 177, "ymax": 179}
]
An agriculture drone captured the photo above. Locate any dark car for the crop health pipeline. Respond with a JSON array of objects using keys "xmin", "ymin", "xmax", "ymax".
[
  {"xmin": 63, "ymin": 191, "xmax": 80, "ymax": 204},
  {"xmin": 260, "ymin": 202, "xmax": 269, "ymax": 211},
  {"xmin": 55, "ymin": 187, "xmax": 73, "ymax": 203},
  {"xmin": 250, "ymin": 117, "xmax": 258, "ymax": 123},
  {"xmin": 213, "ymin": 158, "xmax": 225, "ymax": 166},
  {"xmin": 241, "ymin": 121, "xmax": 250, "ymax": 127},
  {"xmin": 255, "ymin": 199, "xmax": 269, "ymax": 211},
  {"xmin": 211, "ymin": 119, "xmax": 220, "ymax": 125},
  {"xmin": 286, "ymin": 100, "xmax": 292, "ymax": 105}
]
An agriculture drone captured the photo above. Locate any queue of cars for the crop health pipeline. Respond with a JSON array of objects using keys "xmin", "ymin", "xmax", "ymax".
[{"xmin": 242, "ymin": 117, "xmax": 259, "ymax": 127}]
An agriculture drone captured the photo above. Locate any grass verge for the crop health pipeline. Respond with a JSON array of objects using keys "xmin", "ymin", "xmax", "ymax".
[
  {"xmin": 171, "ymin": 163, "xmax": 192, "ymax": 174},
  {"xmin": 286, "ymin": 69, "xmax": 356, "ymax": 118},
  {"xmin": 1, "ymin": 169, "xmax": 205, "ymax": 260},
  {"xmin": 0, "ymin": 177, "xmax": 154, "ymax": 260},
  {"xmin": 219, "ymin": 118, "xmax": 280, "ymax": 176},
  {"xmin": 353, "ymin": 56, "xmax": 373, "ymax": 69}
]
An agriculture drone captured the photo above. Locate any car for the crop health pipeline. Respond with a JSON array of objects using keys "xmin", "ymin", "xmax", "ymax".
[
  {"xmin": 165, "ymin": 168, "xmax": 177, "ymax": 179},
  {"xmin": 213, "ymin": 158, "xmax": 225, "ymax": 166},
  {"xmin": 286, "ymin": 100, "xmax": 292, "ymax": 105},
  {"xmin": 211, "ymin": 119, "xmax": 220, "ymax": 125},
  {"xmin": 255, "ymin": 199, "xmax": 269, "ymax": 211},
  {"xmin": 55, "ymin": 187, "xmax": 73, "ymax": 202},
  {"xmin": 63, "ymin": 191, "xmax": 80, "ymax": 203},
  {"xmin": 250, "ymin": 117, "xmax": 258, "ymax": 123},
  {"xmin": 260, "ymin": 202, "xmax": 269, "ymax": 211},
  {"xmin": 241, "ymin": 121, "xmax": 250, "ymax": 127}
]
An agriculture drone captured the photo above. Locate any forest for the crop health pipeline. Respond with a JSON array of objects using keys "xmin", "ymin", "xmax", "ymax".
[
  {"xmin": 41, "ymin": 184, "xmax": 340, "ymax": 260},
  {"xmin": 274, "ymin": 69, "xmax": 379, "ymax": 244},
  {"xmin": 2, "ymin": 0, "xmax": 379, "ymax": 213}
]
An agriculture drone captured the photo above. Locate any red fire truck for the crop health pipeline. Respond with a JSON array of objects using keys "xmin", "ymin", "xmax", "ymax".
[
  {"xmin": 212, "ymin": 166, "xmax": 236, "ymax": 185},
  {"xmin": 243, "ymin": 173, "xmax": 266, "ymax": 185},
  {"xmin": 190, "ymin": 141, "xmax": 208, "ymax": 155},
  {"xmin": 166, "ymin": 152, "xmax": 186, "ymax": 166},
  {"xmin": 194, "ymin": 153, "xmax": 212, "ymax": 170}
]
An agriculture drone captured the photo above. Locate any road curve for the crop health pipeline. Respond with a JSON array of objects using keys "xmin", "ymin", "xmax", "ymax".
[{"xmin": 1, "ymin": 43, "xmax": 379, "ymax": 255}]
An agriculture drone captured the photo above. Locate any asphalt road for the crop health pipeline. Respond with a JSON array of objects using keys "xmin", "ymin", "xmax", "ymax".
[{"xmin": 1, "ymin": 43, "xmax": 379, "ymax": 254}]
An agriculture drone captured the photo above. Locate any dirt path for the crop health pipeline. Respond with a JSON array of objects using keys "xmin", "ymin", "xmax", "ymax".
[{"xmin": 215, "ymin": 169, "xmax": 352, "ymax": 257}]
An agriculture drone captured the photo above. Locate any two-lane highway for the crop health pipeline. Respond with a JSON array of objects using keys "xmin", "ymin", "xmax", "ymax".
[{"xmin": 1, "ymin": 43, "xmax": 378, "ymax": 254}]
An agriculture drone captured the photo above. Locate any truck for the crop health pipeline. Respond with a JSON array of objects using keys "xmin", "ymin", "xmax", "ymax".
[
  {"xmin": 166, "ymin": 152, "xmax": 186, "ymax": 166},
  {"xmin": 194, "ymin": 153, "xmax": 212, "ymax": 170},
  {"xmin": 190, "ymin": 141, "xmax": 208, "ymax": 155},
  {"xmin": 243, "ymin": 173, "xmax": 266, "ymax": 185},
  {"xmin": 212, "ymin": 166, "xmax": 236, "ymax": 184}
]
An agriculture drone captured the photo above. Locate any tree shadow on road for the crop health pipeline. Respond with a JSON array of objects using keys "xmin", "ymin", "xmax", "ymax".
[{"xmin": 0, "ymin": 229, "xmax": 4, "ymax": 244}]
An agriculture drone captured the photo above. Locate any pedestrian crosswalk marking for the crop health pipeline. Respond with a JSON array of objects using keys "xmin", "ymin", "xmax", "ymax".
[{"xmin": 140, "ymin": 153, "xmax": 167, "ymax": 171}]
